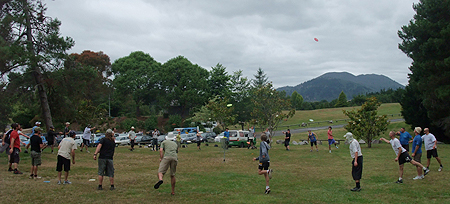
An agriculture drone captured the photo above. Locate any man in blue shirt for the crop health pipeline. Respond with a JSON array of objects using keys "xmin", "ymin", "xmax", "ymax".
[
  {"xmin": 411, "ymin": 127, "xmax": 424, "ymax": 180},
  {"xmin": 398, "ymin": 128, "xmax": 412, "ymax": 152}
]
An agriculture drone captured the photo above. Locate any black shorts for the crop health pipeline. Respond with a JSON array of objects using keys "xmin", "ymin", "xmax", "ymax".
[
  {"xmin": 284, "ymin": 140, "xmax": 290, "ymax": 147},
  {"xmin": 258, "ymin": 161, "xmax": 270, "ymax": 170},
  {"xmin": 56, "ymin": 155, "xmax": 71, "ymax": 172},
  {"xmin": 352, "ymin": 156, "xmax": 363, "ymax": 180},
  {"xmin": 47, "ymin": 140, "xmax": 54, "ymax": 146},
  {"xmin": 427, "ymin": 149, "xmax": 439, "ymax": 159},
  {"xmin": 9, "ymin": 148, "xmax": 20, "ymax": 164},
  {"xmin": 82, "ymin": 139, "xmax": 90, "ymax": 146},
  {"xmin": 310, "ymin": 141, "xmax": 317, "ymax": 147},
  {"xmin": 197, "ymin": 141, "xmax": 201, "ymax": 146},
  {"xmin": 402, "ymin": 144, "xmax": 409, "ymax": 152},
  {"xmin": 398, "ymin": 152, "xmax": 412, "ymax": 165}
]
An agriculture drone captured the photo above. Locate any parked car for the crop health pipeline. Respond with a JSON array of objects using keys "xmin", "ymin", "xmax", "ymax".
[
  {"xmin": 200, "ymin": 132, "xmax": 216, "ymax": 142},
  {"xmin": 228, "ymin": 130, "xmax": 252, "ymax": 148},
  {"xmin": 91, "ymin": 135, "xmax": 105, "ymax": 147},
  {"xmin": 214, "ymin": 132, "xmax": 225, "ymax": 143},
  {"xmin": 137, "ymin": 135, "xmax": 153, "ymax": 145},
  {"xmin": 180, "ymin": 133, "xmax": 196, "ymax": 144},
  {"xmin": 74, "ymin": 134, "xmax": 83, "ymax": 146},
  {"xmin": 115, "ymin": 135, "xmax": 130, "ymax": 147}
]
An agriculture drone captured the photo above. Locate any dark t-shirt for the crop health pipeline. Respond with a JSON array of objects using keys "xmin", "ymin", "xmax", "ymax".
[
  {"xmin": 30, "ymin": 134, "xmax": 43, "ymax": 152},
  {"xmin": 99, "ymin": 137, "xmax": 115, "ymax": 160},
  {"xmin": 47, "ymin": 130, "xmax": 57, "ymax": 141},
  {"xmin": 285, "ymin": 132, "xmax": 291, "ymax": 142},
  {"xmin": 63, "ymin": 127, "xmax": 69, "ymax": 137}
]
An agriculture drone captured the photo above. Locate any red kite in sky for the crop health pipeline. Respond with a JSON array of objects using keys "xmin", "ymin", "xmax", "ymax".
[{"xmin": 314, "ymin": 38, "xmax": 318, "ymax": 42}]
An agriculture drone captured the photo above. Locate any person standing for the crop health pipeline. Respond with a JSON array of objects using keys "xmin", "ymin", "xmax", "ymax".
[
  {"xmin": 154, "ymin": 133, "xmax": 178, "ymax": 195},
  {"xmin": 63, "ymin": 122, "xmax": 70, "ymax": 138},
  {"xmin": 224, "ymin": 128, "xmax": 230, "ymax": 148},
  {"xmin": 344, "ymin": 132, "xmax": 363, "ymax": 191},
  {"xmin": 252, "ymin": 134, "xmax": 273, "ymax": 194},
  {"xmin": 422, "ymin": 128, "xmax": 443, "ymax": 172},
  {"xmin": 380, "ymin": 131, "xmax": 429, "ymax": 183},
  {"xmin": 196, "ymin": 132, "xmax": 202, "ymax": 150},
  {"xmin": 1, "ymin": 126, "xmax": 14, "ymax": 171},
  {"xmin": 81, "ymin": 125, "xmax": 95, "ymax": 153},
  {"xmin": 265, "ymin": 128, "xmax": 271, "ymax": 144},
  {"xmin": 30, "ymin": 121, "xmax": 41, "ymax": 137},
  {"xmin": 307, "ymin": 130, "xmax": 319, "ymax": 152},
  {"xmin": 327, "ymin": 126, "xmax": 338, "ymax": 153},
  {"xmin": 282, "ymin": 129, "xmax": 291, "ymax": 151},
  {"xmin": 248, "ymin": 126, "xmax": 255, "ymax": 149},
  {"xmin": 9, "ymin": 123, "xmax": 23, "ymax": 174},
  {"xmin": 152, "ymin": 128, "xmax": 159, "ymax": 151},
  {"xmin": 47, "ymin": 126, "xmax": 62, "ymax": 154},
  {"xmin": 93, "ymin": 129, "xmax": 116, "ymax": 190},
  {"xmin": 397, "ymin": 128, "xmax": 413, "ymax": 152},
  {"xmin": 411, "ymin": 127, "xmax": 424, "ymax": 179},
  {"xmin": 57, "ymin": 131, "xmax": 77, "ymax": 185},
  {"xmin": 176, "ymin": 131, "xmax": 181, "ymax": 150},
  {"xmin": 129, "ymin": 127, "xmax": 136, "ymax": 151},
  {"xmin": 26, "ymin": 127, "xmax": 46, "ymax": 179}
]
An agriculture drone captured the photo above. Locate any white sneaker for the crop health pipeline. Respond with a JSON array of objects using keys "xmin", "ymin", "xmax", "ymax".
[
  {"xmin": 413, "ymin": 176, "xmax": 423, "ymax": 180},
  {"xmin": 329, "ymin": 150, "xmax": 331, "ymax": 153},
  {"xmin": 336, "ymin": 146, "xmax": 339, "ymax": 149},
  {"xmin": 438, "ymin": 166, "xmax": 443, "ymax": 172}
]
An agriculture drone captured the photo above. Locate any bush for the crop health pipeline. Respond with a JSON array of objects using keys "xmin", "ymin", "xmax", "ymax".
[
  {"xmin": 164, "ymin": 115, "xmax": 182, "ymax": 132},
  {"xmin": 119, "ymin": 118, "xmax": 140, "ymax": 131},
  {"xmin": 144, "ymin": 115, "xmax": 158, "ymax": 132}
]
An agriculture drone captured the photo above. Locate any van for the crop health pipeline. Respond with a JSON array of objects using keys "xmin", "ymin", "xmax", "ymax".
[{"xmin": 228, "ymin": 130, "xmax": 254, "ymax": 148}]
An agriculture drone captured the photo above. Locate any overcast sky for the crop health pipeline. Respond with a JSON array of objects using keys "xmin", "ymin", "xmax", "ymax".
[{"xmin": 45, "ymin": 0, "xmax": 418, "ymax": 88}]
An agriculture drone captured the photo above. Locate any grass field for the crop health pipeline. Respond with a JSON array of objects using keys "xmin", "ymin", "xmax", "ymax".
[{"xmin": 2, "ymin": 121, "xmax": 449, "ymax": 204}]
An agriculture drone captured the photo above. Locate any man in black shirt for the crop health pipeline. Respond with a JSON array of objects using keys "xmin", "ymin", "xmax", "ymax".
[
  {"xmin": 26, "ymin": 127, "xmax": 46, "ymax": 179},
  {"xmin": 47, "ymin": 126, "xmax": 62, "ymax": 154},
  {"xmin": 282, "ymin": 129, "xmax": 291, "ymax": 151},
  {"xmin": 63, "ymin": 122, "xmax": 70, "ymax": 138},
  {"xmin": 93, "ymin": 129, "xmax": 116, "ymax": 190}
]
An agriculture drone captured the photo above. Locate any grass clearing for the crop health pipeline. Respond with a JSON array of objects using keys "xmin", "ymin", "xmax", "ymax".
[{"xmin": 2, "ymin": 121, "xmax": 450, "ymax": 203}]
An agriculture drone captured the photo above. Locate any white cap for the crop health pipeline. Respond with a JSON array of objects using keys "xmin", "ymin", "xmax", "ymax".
[
  {"xmin": 131, "ymin": 126, "xmax": 135, "ymax": 129},
  {"xmin": 36, "ymin": 121, "xmax": 41, "ymax": 125},
  {"xmin": 165, "ymin": 132, "xmax": 175, "ymax": 141},
  {"xmin": 343, "ymin": 132, "xmax": 354, "ymax": 141}
]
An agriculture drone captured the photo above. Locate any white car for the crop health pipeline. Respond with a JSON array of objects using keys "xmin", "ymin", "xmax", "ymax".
[
  {"xmin": 115, "ymin": 135, "xmax": 130, "ymax": 146},
  {"xmin": 74, "ymin": 134, "xmax": 83, "ymax": 146},
  {"xmin": 214, "ymin": 132, "xmax": 225, "ymax": 143}
]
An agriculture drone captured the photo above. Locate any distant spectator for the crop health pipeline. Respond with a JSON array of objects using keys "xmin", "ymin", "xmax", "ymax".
[
  {"xmin": 129, "ymin": 127, "xmax": 136, "ymax": 151},
  {"xmin": 196, "ymin": 132, "xmax": 202, "ymax": 150},
  {"xmin": 327, "ymin": 126, "xmax": 338, "ymax": 153},
  {"xmin": 282, "ymin": 129, "xmax": 291, "ymax": 151},
  {"xmin": 81, "ymin": 125, "xmax": 95, "ymax": 153},
  {"xmin": 152, "ymin": 129, "xmax": 160, "ymax": 151},
  {"xmin": 47, "ymin": 126, "xmax": 62, "ymax": 154},
  {"xmin": 63, "ymin": 122, "xmax": 70, "ymax": 138}
]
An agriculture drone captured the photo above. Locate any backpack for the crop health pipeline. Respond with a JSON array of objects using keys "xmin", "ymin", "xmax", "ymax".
[{"xmin": 4, "ymin": 129, "xmax": 12, "ymax": 144}]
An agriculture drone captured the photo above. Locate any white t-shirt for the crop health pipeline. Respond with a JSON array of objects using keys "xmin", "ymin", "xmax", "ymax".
[
  {"xmin": 83, "ymin": 127, "xmax": 91, "ymax": 140},
  {"xmin": 349, "ymin": 139, "xmax": 362, "ymax": 158},
  {"xmin": 129, "ymin": 130, "xmax": 136, "ymax": 140},
  {"xmin": 58, "ymin": 137, "xmax": 77, "ymax": 159},
  {"xmin": 390, "ymin": 138, "xmax": 406, "ymax": 156},
  {"xmin": 422, "ymin": 133, "xmax": 436, "ymax": 151}
]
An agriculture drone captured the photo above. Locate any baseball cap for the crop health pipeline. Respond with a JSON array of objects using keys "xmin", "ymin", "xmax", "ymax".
[
  {"xmin": 36, "ymin": 121, "xmax": 41, "ymax": 125},
  {"xmin": 34, "ymin": 127, "xmax": 42, "ymax": 132}
]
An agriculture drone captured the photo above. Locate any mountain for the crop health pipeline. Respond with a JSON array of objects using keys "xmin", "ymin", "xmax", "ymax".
[{"xmin": 277, "ymin": 72, "xmax": 404, "ymax": 102}]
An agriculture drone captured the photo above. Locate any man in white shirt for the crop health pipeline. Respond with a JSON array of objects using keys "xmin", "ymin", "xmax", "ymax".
[
  {"xmin": 81, "ymin": 125, "xmax": 95, "ymax": 153},
  {"xmin": 344, "ymin": 132, "xmax": 362, "ymax": 192},
  {"xmin": 129, "ymin": 127, "xmax": 136, "ymax": 151},
  {"xmin": 57, "ymin": 131, "xmax": 77, "ymax": 184},
  {"xmin": 380, "ymin": 131, "xmax": 429, "ymax": 183},
  {"xmin": 422, "ymin": 128, "xmax": 443, "ymax": 172}
]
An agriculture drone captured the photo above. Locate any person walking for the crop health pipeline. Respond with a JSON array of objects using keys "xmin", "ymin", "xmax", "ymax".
[
  {"xmin": 93, "ymin": 129, "xmax": 116, "ymax": 190},
  {"xmin": 344, "ymin": 132, "xmax": 362, "ymax": 191},
  {"xmin": 129, "ymin": 127, "xmax": 136, "ymax": 151},
  {"xmin": 26, "ymin": 127, "xmax": 46, "ymax": 179},
  {"xmin": 252, "ymin": 133, "xmax": 273, "ymax": 194},
  {"xmin": 154, "ymin": 133, "xmax": 178, "ymax": 195},
  {"xmin": 57, "ymin": 131, "xmax": 77, "ymax": 185},
  {"xmin": 397, "ymin": 127, "xmax": 413, "ymax": 152},
  {"xmin": 282, "ymin": 129, "xmax": 291, "ymax": 151},
  {"xmin": 411, "ymin": 127, "xmax": 424, "ymax": 179},
  {"xmin": 327, "ymin": 126, "xmax": 338, "ymax": 153},
  {"xmin": 9, "ymin": 123, "xmax": 23, "ymax": 174},
  {"xmin": 81, "ymin": 125, "xmax": 95, "ymax": 153},
  {"xmin": 422, "ymin": 128, "xmax": 443, "ymax": 172},
  {"xmin": 307, "ymin": 130, "xmax": 319, "ymax": 152},
  {"xmin": 380, "ymin": 131, "xmax": 429, "ymax": 183}
]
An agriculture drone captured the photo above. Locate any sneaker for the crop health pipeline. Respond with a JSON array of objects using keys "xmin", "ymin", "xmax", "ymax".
[
  {"xmin": 336, "ymin": 146, "xmax": 339, "ymax": 149},
  {"xmin": 329, "ymin": 150, "xmax": 332, "ymax": 153},
  {"xmin": 80, "ymin": 149, "xmax": 82, "ymax": 152},
  {"xmin": 29, "ymin": 174, "xmax": 34, "ymax": 179},
  {"xmin": 264, "ymin": 188, "xmax": 271, "ymax": 194},
  {"xmin": 154, "ymin": 180, "xmax": 163, "ymax": 189},
  {"xmin": 413, "ymin": 176, "xmax": 423, "ymax": 180},
  {"xmin": 97, "ymin": 186, "xmax": 103, "ymax": 190},
  {"xmin": 110, "ymin": 186, "xmax": 115, "ymax": 190},
  {"xmin": 14, "ymin": 170, "xmax": 23, "ymax": 174},
  {"xmin": 438, "ymin": 166, "xmax": 443, "ymax": 172},
  {"xmin": 87, "ymin": 150, "xmax": 90, "ymax": 153},
  {"xmin": 34, "ymin": 175, "xmax": 41, "ymax": 179},
  {"xmin": 268, "ymin": 169, "xmax": 273, "ymax": 179},
  {"xmin": 63, "ymin": 180, "xmax": 72, "ymax": 184},
  {"xmin": 395, "ymin": 179, "xmax": 403, "ymax": 184},
  {"xmin": 57, "ymin": 180, "xmax": 62, "ymax": 185},
  {"xmin": 350, "ymin": 187, "xmax": 361, "ymax": 192},
  {"xmin": 424, "ymin": 168, "xmax": 430, "ymax": 176},
  {"xmin": 8, "ymin": 167, "xmax": 14, "ymax": 172},
  {"xmin": 316, "ymin": 149, "xmax": 319, "ymax": 152}
]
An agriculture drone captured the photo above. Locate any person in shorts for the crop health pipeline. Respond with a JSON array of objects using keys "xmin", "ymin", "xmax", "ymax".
[
  {"xmin": 26, "ymin": 127, "xmax": 46, "ymax": 179},
  {"xmin": 307, "ymin": 130, "xmax": 319, "ymax": 152},
  {"xmin": 411, "ymin": 127, "xmax": 424, "ymax": 179},
  {"xmin": 282, "ymin": 129, "xmax": 291, "ymax": 151},
  {"xmin": 57, "ymin": 130, "xmax": 77, "ymax": 185},
  {"xmin": 81, "ymin": 125, "xmax": 95, "ymax": 153},
  {"xmin": 196, "ymin": 132, "xmax": 202, "ymax": 150},
  {"xmin": 253, "ymin": 134, "xmax": 273, "ymax": 194},
  {"xmin": 94, "ymin": 129, "xmax": 116, "ymax": 190},
  {"xmin": 380, "ymin": 131, "xmax": 429, "ymax": 183},
  {"xmin": 63, "ymin": 122, "xmax": 71, "ymax": 138},
  {"xmin": 9, "ymin": 123, "xmax": 23, "ymax": 174},
  {"xmin": 154, "ymin": 132, "xmax": 178, "ymax": 195},
  {"xmin": 344, "ymin": 132, "xmax": 363, "ymax": 191},
  {"xmin": 422, "ymin": 128, "xmax": 443, "ymax": 172},
  {"xmin": 397, "ymin": 127, "xmax": 412, "ymax": 152},
  {"xmin": 47, "ymin": 126, "xmax": 61, "ymax": 154},
  {"xmin": 327, "ymin": 126, "xmax": 338, "ymax": 153}
]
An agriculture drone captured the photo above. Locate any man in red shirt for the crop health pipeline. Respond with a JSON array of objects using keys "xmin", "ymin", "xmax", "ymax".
[
  {"xmin": 9, "ymin": 123, "xmax": 23, "ymax": 174},
  {"xmin": 327, "ymin": 126, "xmax": 339, "ymax": 153}
]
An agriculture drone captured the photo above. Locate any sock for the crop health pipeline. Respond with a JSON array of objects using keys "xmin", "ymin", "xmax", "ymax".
[
  {"xmin": 427, "ymin": 166, "xmax": 429, "ymax": 169},
  {"xmin": 398, "ymin": 177, "xmax": 402, "ymax": 181},
  {"xmin": 423, "ymin": 167, "xmax": 427, "ymax": 170},
  {"xmin": 440, "ymin": 165, "xmax": 443, "ymax": 167},
  {"xmin": 266, "ymin": 186, "xmax": 269, "ymax": 190},
  {"xmin": 356, "ymin": 182, "xmax": 360, "ymax": 188}
]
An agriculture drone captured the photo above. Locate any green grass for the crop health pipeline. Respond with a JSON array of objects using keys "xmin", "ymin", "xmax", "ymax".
[{"xmin": 2, "ymin": 121, "xmax": 450, "ymax": 204}]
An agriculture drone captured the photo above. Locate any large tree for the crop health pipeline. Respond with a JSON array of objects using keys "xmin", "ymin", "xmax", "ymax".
[
  {"xmin": 1, "ymin": 0, "xmax": 74, "ymax": 130},
  {"xmin": 290, "ymin": 91, "xmax": 303, "ymax": 110},
  {"xmin": 398, "ymin": 0, "xmax": 450, "ymax": 140},
  {"xmin": 208, "ymin": 63, "xmax": 231, "ymax": 98},
  {"xmin": 343, "ymin": 97, "xmax": 389, "ymax": 148},
  {"xmin": 334, "ymin": 91, "xmax": 348, "ymax": 107},
  {"xmin": 252, "ymin": 68, "xmax": 269, "ymax": 89}
]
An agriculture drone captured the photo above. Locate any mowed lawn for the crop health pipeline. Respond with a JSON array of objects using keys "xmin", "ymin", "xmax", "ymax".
[{"xmin": 1, "ymin": 122, "xmax": 450, "ymax": 204}]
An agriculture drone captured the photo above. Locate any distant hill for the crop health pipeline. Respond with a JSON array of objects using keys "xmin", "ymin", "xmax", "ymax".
[{"xmin": 277, "ymin": 72, "xmax": 404, "ymax": 102}]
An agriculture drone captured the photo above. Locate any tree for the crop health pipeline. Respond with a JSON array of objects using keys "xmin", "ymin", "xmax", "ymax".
[
  {"xmin": 1, "ymin": 0, "xmax": 74, "ymax": 130},
  {"xmin": 229, "ymin": 70, "xmax": 252, "ymax": 123},
  {"xmin": 208, "ymin": 63, "xmax": 231, "ymax": 98},
  {"xmin": 252, "ymin": 68, "xmax": 269, "ymax": 88},
  {"xmin": 398, "ymin": 0, "xmax": 450, "ymax": 140},
  {"xmin": 290, "ymin": 91, "xmax": 303, "ymax": 110},
  {"xmin": 206, "ymin": 96, "xmax": 236, "ymax": 131},
  {"xmin": 251, "ymin": 83, "xmax": 295, "ymax": 144},
  {"xmin": 335, "ymin": 91, "xmax": 348, "ymax": 107},
  {"xmin": 112, "ymin": 51, "xmax": 161, "ymax": 117},
  {"xmin": 343, "ymin": 97, "xmax": 390, "ymax": 148}
]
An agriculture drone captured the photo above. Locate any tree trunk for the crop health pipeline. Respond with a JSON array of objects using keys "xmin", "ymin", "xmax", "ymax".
[
  {"xmin": 367, "ymin": 138, "xmax": 372, "ymax": 148},
  {"xmin": 24, "ymin": 0, "xmax": 53, "ymax": 131}
]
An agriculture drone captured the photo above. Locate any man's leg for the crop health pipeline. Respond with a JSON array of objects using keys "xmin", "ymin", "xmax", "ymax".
[
  {"xmin": 398, "ymin": 164, "xmax": 404, "ymax": 180},
  {"xmin": 171, "ymin": 175, "xmax": 176, "ymax": 195},
  {"xmin": 427, "ymin": 158, "xmax": 431, "ymax": 168},
  {"xmin": 64, "ymin": 171, "xmax": 69, "ymax": 181},
  {"xmin": 436, "ymin": 157, "xmax": 443, "ymax": 166},
  {"xmin": 58, "ymin": 171, "xmax": 62, "ymax": 181},
  {"xmin": 98, "ymin": 175, "xmax": 103, "ymax": 186},
  {"xmin": 110, "ymin": 177, "xmax": 114, "ymax": 186}
]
